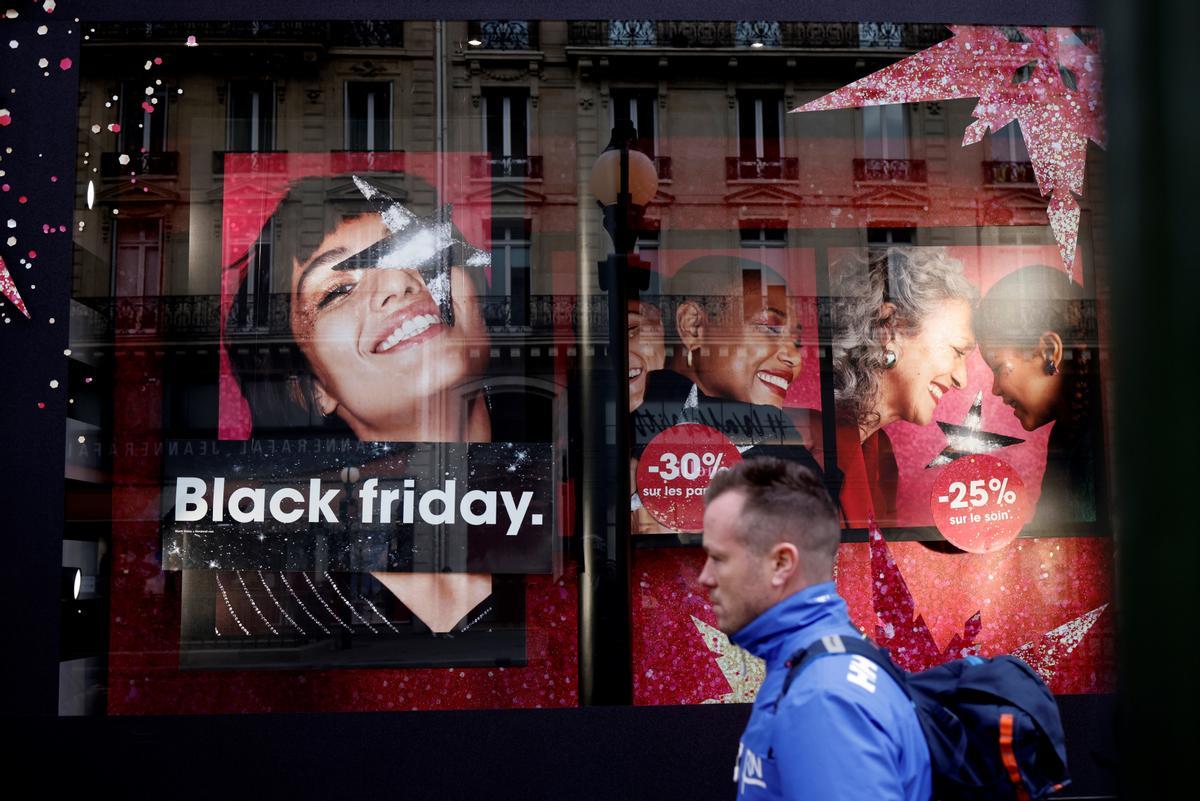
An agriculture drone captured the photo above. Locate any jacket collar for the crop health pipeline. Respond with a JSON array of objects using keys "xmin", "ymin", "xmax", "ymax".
[{"xmin": 730, "ymin": 581, "xmax": 848, "ymax": 665}]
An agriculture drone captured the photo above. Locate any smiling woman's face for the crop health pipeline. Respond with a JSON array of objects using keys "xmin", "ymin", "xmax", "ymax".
[
  {"xmin": 290, "ymin": 213, "xmax": 487, "ymax": 437},
  {"xmin": 694, "ymin": 301, "xmax": 803, "ymax": 409},
  {"xmin": 880, "ymin": 297, "xmax": 975, "ymax": 427},
  {"xmin": 628, "ymin": 300, "xmax": 666, "ymax": 411}
]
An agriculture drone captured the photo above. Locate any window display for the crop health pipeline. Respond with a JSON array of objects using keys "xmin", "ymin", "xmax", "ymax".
[{"xmin": 44, "ymin": 17, "xmax": 1111, "ymax": 716}]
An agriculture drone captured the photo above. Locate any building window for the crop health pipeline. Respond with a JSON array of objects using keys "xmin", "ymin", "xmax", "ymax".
[
  {"xmin": 112, "ymin": 219, "xmax": 163, "ymax": 335},
  {"xmin": 119, "ymin": 80, "xmax": 167, "ymax": 153},
  {"xmin": 472, "ymin": 20, "xmax": 532, "ymax": 50},
  {"xmin": 862, "ymin": 104, "xmax": 909, "ymax": 160},
  {"xmin": 608, "ymin": 20, "xmax": 656, "ymax": 47},
  {"xmin": 736, "ymin": 92, "xmax": 784, "ymax": 178},
  {"xmin": 483, "ymin": 89, "xmax": 531, "ymax": 177},
  {"xmin": 227, "ymin": 81, "xmax": 275, "ymax": 152},
  {"xmin": 866, "ymin": 226, "xmax": 916, "ymax": 256},
  {"xmin": 345, "ymin": 81, "xmax": 392, "ymax": 152},
  {"xmin": 611, "ymin": 90, "xmax": 657, "ymax": 157},
  {"xmin": 739, "ymin": 222, "xmax": 787, "ymax": 266},
  {"xmin": 634, "ymin": 227, "xmax": 661, "ymax": 295},
  {"xmin": 229, "ymin": 219, "xmax": 273, "ymax": 330},
  {"xmin": 989, "ymin": 120, "xmax": 1030, "ymax": 163},
  {"xmin": 490, "ymin": 219, "xmax": 532, "ymax": 325}
]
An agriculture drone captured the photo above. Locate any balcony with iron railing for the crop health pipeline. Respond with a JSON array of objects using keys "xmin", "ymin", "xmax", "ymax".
[
  {"xmin": 567, "ymin": 20, "xmax": 947, "ymax": 50},
  {"xmin": 982, "ymin": 161, "xmax": 1037, "ymax": 185},
  {"xmin": 69, "ymin": 293, "xmax": 818, "ymax": 343},
  {"xmin": 470, "ymin": 155, "xmax": 544, "ymax": 180},
  {"xmin": 211, "ymin": 151, "xmax": 290, "ymax": 175},
  {"xmin": 99, "ymin": 151, "xmax": 179, "ymax": 178},
  {"xmin": 467, "ymin": 20, "xmax": 539, "ymax": 51},
  {"xmin": 726, "ymin": 157, "xmax": 800, "ymax": 181},
  {"xmin": 853, "ymin": 158, "xmax": 928, "ymax": 183}
]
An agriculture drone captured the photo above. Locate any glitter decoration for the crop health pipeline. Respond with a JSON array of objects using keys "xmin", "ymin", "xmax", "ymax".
[
  {"xmin": 106, "ymin": 122, "xmax": 120, "ymax": 133},
  {"xmin": 43, "ymin": 1, "xmax": 55, "ymax": 12},
  {"xmin": 58, "ymin": 56, "xmax": 69, "ymax": 70},
  {"xmin": 793, "ymin": 26, "xmax": 1104, "ymax": 277},
  {"xmin": 37, "ymin": 58, "xmax": 47, "ymax": 68},
  {"xmin": 692, "ymin": 615, "xmax": 765, "ymax": 703},
  {"xmin": 927, "ymin": 391, "xmax": 1025, "ymax": 467},
  {"xmin": 185, "ymin": 34, "xmax": 197, "ymax": 47},
  {"xmin": 0, "ymin": 108, "xmax": 10, "ymax": 126},
  {"xmin": 868, "ymin": 525, "xmax": 981, "ymax": 671},
  {"xmin": 0, "ymin": 255, "xmax": 30, "ymax": 318},
  {"xmin": 1012, "ymin": 603, "xmax": 1108, "ymax": 684}
]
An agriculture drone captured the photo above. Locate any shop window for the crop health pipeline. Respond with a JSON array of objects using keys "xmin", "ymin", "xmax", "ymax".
[
  {"xmin": 345, "ymin": 81, "xmax": 392, "ymax": 151},
  {"xmin": 227, "ymin": 80, "xmax": 275, "ymax": 152}
]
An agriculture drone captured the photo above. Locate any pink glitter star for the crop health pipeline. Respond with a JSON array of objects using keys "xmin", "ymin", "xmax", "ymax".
[
  {"xmin": 793, "ymin": 26, "xmax": 1104, "ymax": 277},
  {"xmin": 0, "ymin": 254, "xmax": 30, "ymax": 318}
]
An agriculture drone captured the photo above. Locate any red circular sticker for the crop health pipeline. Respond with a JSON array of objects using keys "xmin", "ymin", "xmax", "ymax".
[
  {"xmin": 930, "ymin": 454, "xmax": 1029, "ymax": 553},
  {"xmin": 636, "ymin": 423, "xmax": 743, "ymax": 532}
]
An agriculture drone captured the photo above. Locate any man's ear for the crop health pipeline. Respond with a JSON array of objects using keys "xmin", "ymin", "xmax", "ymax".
[
  {"xmin": 769, "ymin": 542, "xmax": 800, "ymax": 589},
  {"xmin": 1038, "ymin": 330, "xmax": 1065, "ymax": 370},
  {"xmin": 310, "ymin": 378, "xmax": 339, "ymax": 418},
  {"xmin": 675, "ymin": 300, "xmax": 707, "ymax": 351}
]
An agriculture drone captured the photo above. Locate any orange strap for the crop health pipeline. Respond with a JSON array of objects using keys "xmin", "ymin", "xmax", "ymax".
[{"xmin": 999, "ymin": 713, "xmax": 1031, "ymax": 801}]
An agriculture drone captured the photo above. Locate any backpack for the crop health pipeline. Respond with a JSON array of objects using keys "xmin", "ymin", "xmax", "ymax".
[{"xmin": 780, "ymin": 635, "xmax": 1071, "ymax": 801}]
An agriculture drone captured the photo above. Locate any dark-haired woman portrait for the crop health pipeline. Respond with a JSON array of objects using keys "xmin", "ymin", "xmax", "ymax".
[
  {"xmin": 976, "ymin": 264, "xmax": 1100, "ymax": 524},
  {"xmin": 224, "ymin": 170, "xmax": 531, "ymax": 636}
]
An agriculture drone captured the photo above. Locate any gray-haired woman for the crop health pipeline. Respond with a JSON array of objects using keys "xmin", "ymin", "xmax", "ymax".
[{"xmin": 828, "ymin": 246, "xmax": 979, "ymax": 526}]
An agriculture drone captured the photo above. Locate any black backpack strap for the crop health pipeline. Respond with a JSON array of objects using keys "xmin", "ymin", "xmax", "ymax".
[{"xmin": 780, "ymin": 634, "xmax": 912, "ymax": 702}]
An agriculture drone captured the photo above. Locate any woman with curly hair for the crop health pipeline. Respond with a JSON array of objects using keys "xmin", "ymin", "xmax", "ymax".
[{"xmin": 829, "ymin": 246, "xmax": 978, "ymax": 526}]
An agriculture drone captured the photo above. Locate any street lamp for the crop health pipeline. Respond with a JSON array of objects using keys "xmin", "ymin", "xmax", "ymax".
[{"xmin": 579, "ymin": 121, "xmax": 658, "ymax": 705}]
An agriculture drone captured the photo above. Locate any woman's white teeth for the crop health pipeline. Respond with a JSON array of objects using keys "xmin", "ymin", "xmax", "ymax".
[
  {"xmin": 628, "ymin": 368, "xmax": 643, "ymax": 379},
  {"xmin": 929, "ymin": 384, "xmax": 944, "ymax": 401},
  {"xmin": 757, "ymin": 371, "xmax": 788, "ymax": 390},
  {"xmin": 378, "ymin": 314, "xmax": 438, "ymax": 352}
]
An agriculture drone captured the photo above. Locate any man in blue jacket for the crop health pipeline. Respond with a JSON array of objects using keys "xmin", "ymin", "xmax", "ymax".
[{"xmin": 699, "ymin": 457, "xmax": 931, "ymax": 800}]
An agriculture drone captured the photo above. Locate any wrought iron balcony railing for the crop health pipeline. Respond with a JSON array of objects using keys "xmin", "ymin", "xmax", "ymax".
[
  {"xmin": 99, "ymin": 151, "xmax": 179, "ymax": 178},
  {"xmin": 853, "ymin": 158, "xmax": 928, "ymax": 183},
  {"xmin": 470, "ymin": 155, "xmax": 544, "ymax": 180},
  {"xmin": 726, "ymin": 157, "xmax": 800, "ymax": 181},
  {"xmin": 85, "ymin": 21, "xmax": 402, "ymax": 47},
  {"xmin": 568, "ymin": 21, "xmax": 946, "ymax": 50},
  {"xmin": 468, "ymin": 20, "xmax": 537, "ymax": 50},
  {"xmin": 982, "ymin": 160, "xmax": 1037, "ymax": 185}
]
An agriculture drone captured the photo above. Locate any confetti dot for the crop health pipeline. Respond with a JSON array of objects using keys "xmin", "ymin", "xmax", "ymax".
[
  {"xmin": 112, "ymin": 209, "xmax": 118, "ymax": 215},
  {"xmin": 4, "ymin": 10, "xmax": 17, "ymax": 20},
  {"xmin": 59, "ymin": 57, "xmax": 71, "ymax": 70},
  {"xmin": 107, "ymin": 123, "xmax": 120, "ymax": 133},
  {"xmin": 177, "ymin": 88, "xmax": 183, "ymax": 95},
  {"xmin": 144, "ymin": 86, "xmax": 154, "ymax": 96},
  {"xmin": 37, "ymin": 402, "xmax": 45, "ymax": 409},
  {"xmin": 5, "ymin": 237, "xmax": 13, "ymax": 246},
  {"xmin": 37, "ymin": 58, "xmax": 48, "ymax": 68},
  {"xmin": 50, "ymin": 176, "xmax": 56, "ymax": 182},
  {"xmin": 143, "ymin": 60, "xmax": 152, "ymax": 70},
  {"xmin": 28, "ymin": 250, "xmax": 36, "ymax": 258},
  {"xmin": 0, "ymin": 108, "xmax": 10, "ymax": 126},
  {"xmin": 1, "ymin": 183, "xmax": 9, "ymax": 191},
  {"xmin": 63, "ymin": 348, "xmax": 71, "ymax": 355},
  {"xmin": 48, "ymin": 317, "xmax": 54, "ymax": 323},
  {"xmin": 8, "ymin": 41, "xmax": 18, "ymax": 50},
  {"xmin": 4, "ymin": 219, "xmax": 12, "ymax": 228},
  {"xmin": 77, "ymin": 435, "xmax": 85, "ymax": 444},
  {"xmin": 44, "ymin": 0, "xmax": 56, "ymax": 12},
  {"xmin": 90, "ymin": 124, "xmax": 100, "ymax": 133},
  {"xmin": 84, "ymin": 377, "xmax": 92, "ymax": 384},
  {"xmin": 154, "ymin": 57, "xmax": 163, "ymax": 65},
  {"xmin": 37, "ymin": 25, "xmax": 47, "ymax": 35},
  {"xmin": 18, "ymin": 196, "xmax": 27, "ymax": 204},
  {"xmin": 49, "ymin": 379, "xmax": 59, "ymax": 388},
  {"xmin": 186, "ymin": 35, "xmax": 198, "ymax": 47}
]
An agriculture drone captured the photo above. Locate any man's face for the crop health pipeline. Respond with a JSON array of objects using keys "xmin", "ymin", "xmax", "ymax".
[{"xmin": 698, "ymin": 491, "xmax": 777, "ymax": 635}]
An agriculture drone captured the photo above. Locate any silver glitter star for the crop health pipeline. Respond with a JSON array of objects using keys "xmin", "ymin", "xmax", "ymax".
[{"xmin": 926, "ymin": 391, "xmax": 1024, "ymax": 468}]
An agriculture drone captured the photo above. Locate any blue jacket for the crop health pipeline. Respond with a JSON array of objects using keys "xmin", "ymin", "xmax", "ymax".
[{"xmin": 730, "ymin": 582, "xmax": 931, "ymax": 800}]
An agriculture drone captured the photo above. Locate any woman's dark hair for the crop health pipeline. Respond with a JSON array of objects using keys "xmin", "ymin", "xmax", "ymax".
[
  {"xmin": 222, "ymin": 171, "xmax": 486, "ymax": 434},
  {"xmin": 660, "ymin": 254, "xmax": 792, "ymax": 341},
  {"xmin": 975, "ymin": 264, "xmax": 1095, "ymax": 352}
]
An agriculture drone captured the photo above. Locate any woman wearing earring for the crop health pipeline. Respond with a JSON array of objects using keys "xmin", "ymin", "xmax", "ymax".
[
  {"xmin": 224, "ymin": 171, "xmax": 516, "ymax": 638},
  {"xmin": 632, "ymin": 255, "xmax": 824, "ymax": 533},
  {"xmin": 829, "ymin": 247, "xmax": 978, "ymax": 527},
  {"xmin": 976, "ymin": 264, "xmax": 1099, "ymax": 524}
]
